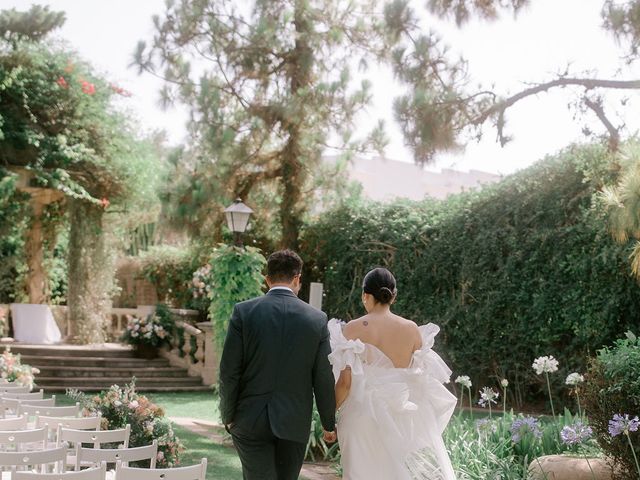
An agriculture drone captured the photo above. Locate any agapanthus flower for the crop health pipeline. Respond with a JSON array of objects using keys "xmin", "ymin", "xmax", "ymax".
[
  {"xmin": 500, "ymin": 379, "xmax": 509, "ymax": 388},
  {"xmin": 510, "ymin": 416, "xmax": 542, "ymax": 443},
  {"xmin": 455, "ymin": 375, "xmax": 472, "ymax": 389},
  {"xmin": 475, "ymin": 418, "xmax": 497, "ymax": 434},
  {"xmin": 560, "ymin": 422, "xmax": 593, "ymax": 446},
  {"xmin": 478, "ymin": 387, "xmax": 499, "ymax": 407},
  {"xmin": 565, "ymin": 372, "xmax": 584, "ymax": 386},
  {"xmin": 532, "ymin": 356, "xmax": 559, "ymax": 375},
  {"xmin": 608, "ymin": 414, "xmax": 640, "ymax": 437}
]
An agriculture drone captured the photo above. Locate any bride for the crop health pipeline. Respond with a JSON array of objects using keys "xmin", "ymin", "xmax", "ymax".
[{"xmin": 328, "ymin": 267, "xmax": 457, "ymax": 480}]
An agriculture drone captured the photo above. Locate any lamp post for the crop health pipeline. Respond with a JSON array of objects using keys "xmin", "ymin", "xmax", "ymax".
[{"xmin": 224, "ymin": 198, "xmax": 253, "ymax": 247}]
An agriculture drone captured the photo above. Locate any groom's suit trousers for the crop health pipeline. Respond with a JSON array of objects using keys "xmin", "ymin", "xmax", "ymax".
[{"xmin": 231, "ymin": 408, "xmax": 306, "ymax": 480}]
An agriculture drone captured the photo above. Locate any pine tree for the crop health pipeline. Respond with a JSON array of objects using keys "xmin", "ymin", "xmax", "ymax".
[{"xmin": 135, "ymin": 0, "xmax": 386, "ymax": 249}]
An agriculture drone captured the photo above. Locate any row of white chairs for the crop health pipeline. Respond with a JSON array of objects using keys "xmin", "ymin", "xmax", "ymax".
[
  {"xmin": 7, "ymin": 458, "xmax": 208, "ymax": 479},
  {"xmin": 0, "ymin": 385, "xmax": 208, "ymax": 479},
  {"xmin": 0, "ymin": 446, "xmax": 207, "ymax": 479}
]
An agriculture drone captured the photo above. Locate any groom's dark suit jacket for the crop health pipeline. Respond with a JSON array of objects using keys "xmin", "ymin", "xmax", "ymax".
[{"xmin": 219, "ymin": 289, "xmax": 336, "ymax": 444}]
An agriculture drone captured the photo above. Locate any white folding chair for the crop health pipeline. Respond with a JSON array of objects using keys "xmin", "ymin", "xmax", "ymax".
[
  {"xmin": 0, "ymin": 416, "xmax": 28, "ymax": 431},
  {"xmin": 0, "ymin": 386, "xmax": 31, "ymax": 394},
  {"xmin": 35, "ymin": 414, "xmax": 101, "ymax": 431},
  {"xmin": 0, "ymin": 427, "xmax": 48, "ymax": 452},
  {"xmin": 0, "ymin": 445, "xmax": 66, "ymax": 474},
  {"xmin": 2, "ymin": 390, "xmax": 44, "ymax": 400},
  {"xmin": 14, "ymin": 462, "xmax": 106, "ymax": 479},
  {"xmin": 115, "ymin": 458, "xmax": 207, "ymax": 480},
  {"xmin": 36, "ymin": 414, "xmax": 101, "ymax": 447},
  {"xmin": 19, "ymin": 404, "xmax": 80, "ymax": 420},
  {"xmin": 58, "ymin": 426, "xmax": 130, "ymax": 449},
  {"xmin": 76, "ymin": 440, "xmax": 158, "ymax": 470},
  {"xmin": 59, "ymin": 425, "xmax": 130, "ymax": 470},
  {"xmin": 3, "ymin": 397, "xmax": 56, "ymax": 416}
]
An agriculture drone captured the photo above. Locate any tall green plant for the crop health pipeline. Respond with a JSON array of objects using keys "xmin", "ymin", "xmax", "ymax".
[
  {"xmin": 207, "ymin": 245, "xmax": 266, "ymax": 346},
  {"xmin": 301, "ymin": 144, "xmax": 639, "ymax": 404}
]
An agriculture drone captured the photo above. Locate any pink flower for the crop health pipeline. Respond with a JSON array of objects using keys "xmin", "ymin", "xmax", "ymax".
[
  {"xmin": 56, "ymin": 76, "xmax": 68, "ymax": 89},
  {"xmin": 128, "ymin": 400, "xmax": 139, "ymax": 409},
  {"xmin": 81, "ymin": 80, "xmax": 96, "ymax": 95}
]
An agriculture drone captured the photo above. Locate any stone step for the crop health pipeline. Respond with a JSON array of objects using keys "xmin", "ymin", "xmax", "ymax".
[
  {"xmin": 21, "ymin": 355, "xmax": 170, "ymax": 368},
  {"xmin": 40, "ymin": 385, "xmax": 213, "ymax": 393},
  {"xmin": 9, "ymin": 345, "xmax": 134, "ymax": 358},
  {"xmin": 36, "ymin": 377, "xmax": 204, "ymax": 387},
  {"xmin": 34, "ymin": 366, "xmax": 188, "ymax": 378}
]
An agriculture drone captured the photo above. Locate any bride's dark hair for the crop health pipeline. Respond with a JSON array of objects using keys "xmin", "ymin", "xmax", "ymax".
[{"xmin": 362, "ymin": 267, "xmax": 397, "ymax": 305}]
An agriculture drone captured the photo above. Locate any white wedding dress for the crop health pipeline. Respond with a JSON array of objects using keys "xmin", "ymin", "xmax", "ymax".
[{"xmin": 328, "ymin": 319, "xmax": 457, "ymax": 480}]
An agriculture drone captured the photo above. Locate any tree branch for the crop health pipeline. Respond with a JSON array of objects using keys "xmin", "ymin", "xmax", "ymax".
[
  {"xmin": 583, "ymin": 96, "xmax": 621, "ymax": 153},
  {"xmin": 473, "ymin": 77, "xmax": 640, "ymax": 146}
]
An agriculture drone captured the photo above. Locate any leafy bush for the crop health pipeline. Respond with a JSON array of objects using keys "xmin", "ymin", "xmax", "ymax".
[
  {"xmin": 207, "ymin": 245, "xmax": 266, "ymax": 346},
  {"xmin": 138, "ymin": 246, "xmax": 200, "ymax": 309},
  {"xmin": 301, "ymin": 145, "xmax": 640, "ymax": 404},
  {"xmin": 583, "ymin": 331, "xmax": 640, "ymax": 479},
  {"xmin": 70, "ymin": 381, "xmax": 184, "ymax": 468}
]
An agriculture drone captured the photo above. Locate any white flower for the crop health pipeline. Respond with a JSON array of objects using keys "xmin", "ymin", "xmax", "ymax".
[
  {"xmin": 532, "ymin": 356, "xmax": 559, "ymax": 375},
  {"xmin": 128, "ymin": 400, "xmax": 139, "ymax": 409},
  {"xmin": 455, "ymin": 375, "xmax": 472, "ymax": 389},
  {"xmin": 501, "ymin": 378, "xmax": 509, "ymax": 388},
  {"xmin": 114, "ymin": 400, "xmax": 122, "ymax": 407},
  {"xmin": 478, "ymin": 387, "xmax": 499, "ymax": 407},
  {"xmin": 565, "ymin": 372, "xmax": 584, "ymax": 386}
]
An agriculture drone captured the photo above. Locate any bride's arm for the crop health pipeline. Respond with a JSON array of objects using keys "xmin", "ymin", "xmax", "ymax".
[{"xmin": 335, "ymin": 366, "xmax": 352, "ymax": 409}]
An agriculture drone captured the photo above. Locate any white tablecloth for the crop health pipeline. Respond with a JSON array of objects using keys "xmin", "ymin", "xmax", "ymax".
[{"xmin": 10, "ymin": 304, "xmax": 62, "ymax": 344}]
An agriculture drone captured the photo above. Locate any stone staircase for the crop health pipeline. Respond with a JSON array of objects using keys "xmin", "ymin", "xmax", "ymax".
[{"xmin": 8, "ymin": 344, "xmax": 211, "ymax": 393}]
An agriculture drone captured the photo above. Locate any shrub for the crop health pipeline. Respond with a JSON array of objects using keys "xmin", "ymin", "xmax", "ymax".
[
  {"xmin": 301, "ymin": 144, "xmax": 640, "ymax": 404},
  {"xmin": 583, "ymin": 331, "xmax": 640, "ymax": 479},
  {"xmin": 207, "ymin": 245, "xmax": 266, "ymax": 346},
  {"xmin": 138, "ymin": 246, "xmax": 200, "ymax": 309},
  {"xmin": 70, "ymin": 381, "xmax": 184, "ymax": 468}
]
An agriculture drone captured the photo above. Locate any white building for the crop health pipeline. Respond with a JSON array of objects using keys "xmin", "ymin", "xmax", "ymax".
[{"xmin": 325, "ymin": 155, "xmax": 502, "ymax": 201}]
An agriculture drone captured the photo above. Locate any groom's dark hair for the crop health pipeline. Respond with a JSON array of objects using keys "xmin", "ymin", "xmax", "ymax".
[{"xmin": 267, "ymin": 250, "xmax": 303, "ymax": 282}]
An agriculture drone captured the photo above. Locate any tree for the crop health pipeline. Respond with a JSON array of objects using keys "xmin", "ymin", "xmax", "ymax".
[
  {"xmin": 0, "ymin": 5, "xmax": 162, "ymax": 342},
  {"xmin": 389, "ymin": 0, "xmax": 640, "ymax": 160},
  {"xmin": 135, "ymin": 0, "xmax": 386, "ymax": 249},
  {"xmin": 0, "ymin": 4, "xmax": 65, "ymax": 45}
]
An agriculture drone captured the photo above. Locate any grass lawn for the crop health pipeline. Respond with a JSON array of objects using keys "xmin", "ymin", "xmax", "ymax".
[
  {"xmin": 172, "ymin": 424, "xmax": 244, "ymax": 480},
  {"xmin": 148, "ymin": 391, "xmax": 220, "ymax": 423}
]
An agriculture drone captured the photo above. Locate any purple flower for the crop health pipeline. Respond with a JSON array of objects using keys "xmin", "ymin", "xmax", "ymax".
[
  {"xmin": 510, "ymin": 416, "xmax": 542, "ymax": 443},
  {"xmin": 608, "ymin": 414, "xmax": 640, "ymax": 437},
  {"xmin": 560, "ymin": 422, "xmax": 593, "ymax": 446}
]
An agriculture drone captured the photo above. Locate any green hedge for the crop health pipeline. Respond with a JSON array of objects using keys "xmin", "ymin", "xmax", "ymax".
[{"xmin": 301, "ymin": 145, "xmax": 640, "ymax": 405}]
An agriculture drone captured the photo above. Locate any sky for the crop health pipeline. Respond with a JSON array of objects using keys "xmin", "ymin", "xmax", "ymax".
[{"xmin": 4, "ymin": 0, "xmax": 640, "ymax": 175}]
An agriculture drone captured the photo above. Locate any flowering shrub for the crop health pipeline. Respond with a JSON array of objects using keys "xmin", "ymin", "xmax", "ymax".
[
  {"xmin": 583, "ymin": 331, "xmax": 640, "ymax": 478},
  {"xmin": 0, "ymin": 348, "xmax": 39, "ymax": 388},
  {"xmin": 69, "ymin": 381, "xmax": 184, "ymax": 468},
  {"xmin": 121, "ymin": 308, "xmax": 173, "ymax": 348}
]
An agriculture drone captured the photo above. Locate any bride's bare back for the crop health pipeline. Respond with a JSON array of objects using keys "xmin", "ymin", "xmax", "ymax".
[{"xmin": 343, "ymin": 312, "xmax": 422, "ymax": 369}]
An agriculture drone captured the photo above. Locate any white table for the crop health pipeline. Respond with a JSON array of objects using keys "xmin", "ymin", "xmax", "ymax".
[{"xmin": 9, "ymin": 304, "xmax": 62, "ymax": 344}]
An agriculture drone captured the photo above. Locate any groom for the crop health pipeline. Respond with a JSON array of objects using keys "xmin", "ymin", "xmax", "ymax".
[{"xmin": 219, "ymin": 249, "xmax": 337, "ymax": 480}]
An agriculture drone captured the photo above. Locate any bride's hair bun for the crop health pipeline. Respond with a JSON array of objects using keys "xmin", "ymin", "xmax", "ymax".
[
  {"xmin": 378, "ymin": 287, "xmax": 394, "ymax": 304},
  {"xmin": 363, "ymin": 268, "xmax": 397, "ymax": 305}
]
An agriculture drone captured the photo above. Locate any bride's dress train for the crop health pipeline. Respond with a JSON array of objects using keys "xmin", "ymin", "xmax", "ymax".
[{"xmin": 328, "ymin": 319, "xmax": 457, "ymax": 480}]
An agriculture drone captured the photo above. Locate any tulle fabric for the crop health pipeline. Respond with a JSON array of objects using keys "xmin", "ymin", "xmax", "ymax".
[{"xmin": 328, "ymin": 319, "xmax": 457, "ymax": 480}]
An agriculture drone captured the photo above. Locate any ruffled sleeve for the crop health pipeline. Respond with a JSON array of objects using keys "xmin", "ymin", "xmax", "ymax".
[
  {"xmin": 412, "ymin": 323, "xmax": 452, "ymax": 384},
  {"xmin": 327, "ymin": 318, "xmax": 365, "ymax": 383}
]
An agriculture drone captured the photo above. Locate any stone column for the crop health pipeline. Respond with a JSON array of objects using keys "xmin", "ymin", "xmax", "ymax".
[{"xmin": 196, "ymin": 322, "xmax": 218, "ymax": 386}]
